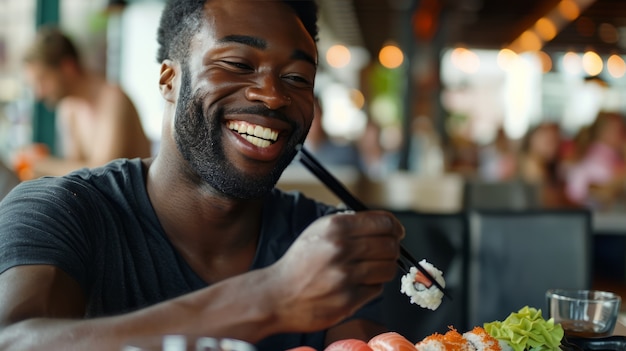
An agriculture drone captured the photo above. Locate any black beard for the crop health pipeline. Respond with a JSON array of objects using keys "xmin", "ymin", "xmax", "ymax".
[{"xmin": 173, "ymin": 64, "xmax": 304, "ymax": 199}]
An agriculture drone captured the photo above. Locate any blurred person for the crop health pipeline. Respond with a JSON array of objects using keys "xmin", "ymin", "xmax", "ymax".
[
  {"xmin": 565, "ymin": 112, "xmax": 626, "ymax": 209},
  {"xmin": 478, "ymin": 127, "xmax": 517, "ymax": 182},
  {"xmin": 407, "ymin": 116, "xmax": 444, "ymax": 177},
  {"xmin": 357, "ymin": 119, "xmax": 388, "ymax": 179},
  {"xmin": 18, "ymin": 26, "xmax": 151, "ymax": 180},
  {"xmin": 445, "ymin": 134, "xmax": 479, "ymax": 178},
  {"xmin": 304, "ymin": 96, "xmax": 363, "ymax": 172},
  {"xmin": 0, "ymin": 1, "xmax": 405, "ymax": 350},
  {"xmin": 519, "ymin": 122, "xmax": 572, "ymax": 208}
]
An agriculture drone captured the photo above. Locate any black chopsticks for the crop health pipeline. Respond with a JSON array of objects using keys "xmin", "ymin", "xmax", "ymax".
[{"xmin": 295, "ymin": 144, "xmax": 450, "ymax": 299}]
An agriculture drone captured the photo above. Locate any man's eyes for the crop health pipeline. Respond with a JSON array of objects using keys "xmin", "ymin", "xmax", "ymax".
[
  {"xmin": 283, "ymin": 74, "xmax": 313, "ymax": 86},
  {"xmin": 222, "ymin": 60, "xmax": 253, "ymax": 70},
  {"xmin": 218, "ymin": 60, "xmax": 313, "ymax": 86}
]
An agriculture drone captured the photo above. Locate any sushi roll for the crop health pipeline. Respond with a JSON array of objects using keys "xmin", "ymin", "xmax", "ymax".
[
  {"xmin": 462, "ymin": 327, "xmax": 502, "ymax": 351},
  {"xmin": 415, "ymin": 328, "xmax": 476, "ymax": 351},
  {"xmin": 400, "ymin": 259, "xmax": 445, "ymax": 310}
]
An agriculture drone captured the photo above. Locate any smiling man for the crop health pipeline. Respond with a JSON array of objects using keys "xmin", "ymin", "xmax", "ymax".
[{"xmin": 0, "ymin": 1, "xmax": 404, "ymax": 351}]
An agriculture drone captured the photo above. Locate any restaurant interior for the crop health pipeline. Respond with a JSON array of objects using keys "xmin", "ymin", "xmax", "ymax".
[{"xmin": 2, "ymin": 0, "xmax": 626, "ymax": 337}]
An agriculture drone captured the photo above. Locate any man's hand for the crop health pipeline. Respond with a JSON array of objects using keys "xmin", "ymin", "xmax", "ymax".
[{"xmin": 267, "ymin": 210, "xmax": 404, "ymax": 332}]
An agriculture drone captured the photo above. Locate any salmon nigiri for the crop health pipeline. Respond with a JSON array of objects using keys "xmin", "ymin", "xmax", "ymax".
[
  {"xmin": 324, "ymin": 339, "xmax": 375, "ymax": 351},
  {"xmin": 286, "ymin": 347, "xmax": 318, "ymax": 351},
  {"xmin": 368, "ymin": 332, "xmax": 417, "ymax": 351}
]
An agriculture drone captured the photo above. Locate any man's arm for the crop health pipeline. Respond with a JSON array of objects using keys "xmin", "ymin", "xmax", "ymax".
[
  {"xmin": 0, "ymin": 265, "xmax": 285, "ymax": 351},
  {"xmin": 0, "ymin": 211, "xmax": 403, "ymax": 351}
]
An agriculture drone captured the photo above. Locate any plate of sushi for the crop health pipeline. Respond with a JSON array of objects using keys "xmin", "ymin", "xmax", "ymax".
[
  {"xmin": 287, "ymin": 306, "xmax": 619, "ymax": 351},
  {"xmin": 286, "ymin": 260, "xmax": 622, "ymax": 351}
]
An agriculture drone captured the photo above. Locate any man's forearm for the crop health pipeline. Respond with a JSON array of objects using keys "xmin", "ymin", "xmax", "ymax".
[{"xmin": 0, "ymin": 268, "xmax": 283, "ymax": 351}]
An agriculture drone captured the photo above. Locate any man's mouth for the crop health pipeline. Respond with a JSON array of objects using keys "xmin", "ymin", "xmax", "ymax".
[{"xmin": 227, "ymin": 121, "xmax": 279, "ymax": 148}]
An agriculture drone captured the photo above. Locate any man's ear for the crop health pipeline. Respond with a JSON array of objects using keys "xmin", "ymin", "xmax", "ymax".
[{"xmin": 159, "ymin": 60, "xmax": 178, "ymax": 102}]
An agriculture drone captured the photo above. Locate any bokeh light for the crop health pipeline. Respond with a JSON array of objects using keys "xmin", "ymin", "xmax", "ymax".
[
  {"xmin": 582, "ymin": 51, "xmax": 603, "ymax": 76},
  {"xmin": 326, "ymin": 44, "xmax": 351, "ymax": 68},
  {"xmin": 607, "ymin": 54, "xmax": 626, "ymax": 78},
  {"xmin": 497, "ymin": 48, "xmax": 518, "ymax": 70},
  {"xmin": 378, "ymin": 44, "xmax": 404, "ymax": 69},
  {"xmin": 562, "ymin": 52, "xmax": 582, "ymax": 75},
  {"xmin": 535, "ymin": 18, "xmax": 557, "ymax": 41},
  {"xmin": 598, "ymin": 23, "xmax": 619, "ymax": 44},
  {"xmin": 450, "ymin": 47, "xmax": 480, "ymax": 73},
  {"xmin": 518, "ymin": 30, "xmax": 542, "ymax": 52},
  {"xmin": 559, "ymin": 0, "xmax": 580, "ymax": 21}
]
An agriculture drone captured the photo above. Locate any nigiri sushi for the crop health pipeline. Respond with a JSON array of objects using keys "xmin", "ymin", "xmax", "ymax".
[
  {"xmin": 368, "ymin": 331, "xmax": 417, "ymax": 351},
  {"xmin": 324, "ymin": 339, "xmax": 374, "ymax": 351},
  {"xmin": 400, "ymin": 259, "xmax": 445, "ymax": 310}
]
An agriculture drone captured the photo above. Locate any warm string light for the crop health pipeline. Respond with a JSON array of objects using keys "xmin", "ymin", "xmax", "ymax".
[
  {"xmin": 607, "ymin": 54, "xmax": 626, "ymax": 78},
  {"xmin": 582, "ymin": 51, "xmax": 603, "ymax": 76},
  {"xmin": 378, "ymin": 44, "xmax": 404, "ymax": 69},
  {"xmin": 326, "ymin": 44, "xmax": 351, "ymax": 68},
  {"xmin": 450, "ymin": 47, "xmax": 480, "ymax": 73}
]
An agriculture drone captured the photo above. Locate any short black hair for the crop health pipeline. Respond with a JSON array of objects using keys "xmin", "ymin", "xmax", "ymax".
[{"xmin": 156, "ymin": 0, "xmax": 318, "ymax": 64}]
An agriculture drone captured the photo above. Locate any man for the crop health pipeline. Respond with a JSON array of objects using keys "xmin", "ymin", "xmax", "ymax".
[
  {"xmin": 0, "ymin": 1, "xmax": 404, "ymax": 350},
  {"xmin": 18, "ymin": 26, "xmax": 152, "ymax": 179}
]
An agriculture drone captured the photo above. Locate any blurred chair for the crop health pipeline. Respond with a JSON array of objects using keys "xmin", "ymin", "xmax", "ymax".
[
  {"xmin": 364, "ymin": 172, "xmax": 464, "ymax": 213},
  {"xmin": 466, "ymin": 209, "xmax": 592, "ymax": 327},
  {"xmin": 380, "ymin": 210, "xmax": 469, "ymax": 342},
  {"xmin": 463, "ymin": 179, "xmax": 541, "ymax": 210}
]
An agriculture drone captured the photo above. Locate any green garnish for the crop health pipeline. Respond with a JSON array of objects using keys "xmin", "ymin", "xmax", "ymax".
[{"xmin": 484, "ymin": 306, "xmax": 564, "ymax": 351}]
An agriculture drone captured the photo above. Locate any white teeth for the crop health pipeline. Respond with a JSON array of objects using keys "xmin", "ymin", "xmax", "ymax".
[
  {"xmin": 245, "ymin": 135, "xmax": 271, "ymax": 148},
  {"xmin": 226, "ymin": 121, "xmax": 279, "ymax": 148},
  {"xmin": 262, "ymin": 129, "xmax": 271, "ymax": 139},
  {"xmin": 254, "ymin": 125, "xmax": 263, "ymax": 137}
]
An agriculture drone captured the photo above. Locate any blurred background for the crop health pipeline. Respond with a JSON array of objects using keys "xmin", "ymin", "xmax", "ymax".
[
  {"xmin": 3, "ymin": 0, "xmax": 626, "ymax": 328},
  {"xmin": 3, "ymin": 0, "xmax": 626, "ymax": 211}
]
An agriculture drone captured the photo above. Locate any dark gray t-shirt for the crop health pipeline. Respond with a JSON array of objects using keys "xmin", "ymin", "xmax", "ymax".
[{"xmin": 0, "ymin": 158, "xmax": 382, "ymax": 351}]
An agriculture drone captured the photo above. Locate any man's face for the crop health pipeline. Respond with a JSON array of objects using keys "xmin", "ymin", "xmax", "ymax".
[
  {"xmin": 23, "ymin": 62, "xmax": 68, "ymax": 108},
  {"xmin": 173, "ymin": 0, "xmax": 318, "ymax": 199}
]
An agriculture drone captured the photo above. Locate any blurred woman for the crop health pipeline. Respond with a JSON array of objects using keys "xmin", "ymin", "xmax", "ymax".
[
  {"xmin": 565, "ymin": 112, "xmax": 626, "ymax": 209},
  {"xmin": 518, "ymin": 122, "xmax": 570, "ymax": 207}
]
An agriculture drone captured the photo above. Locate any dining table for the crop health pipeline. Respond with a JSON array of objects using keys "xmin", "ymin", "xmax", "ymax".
[{"xmin": 613, "ymin": 318, "xmax": 626, "ymax": 336}]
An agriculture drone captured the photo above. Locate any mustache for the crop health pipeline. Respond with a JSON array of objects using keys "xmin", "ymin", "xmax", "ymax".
[{"xmin": 224, "ymin": 105, "xmax": 292, "ymax": 125}]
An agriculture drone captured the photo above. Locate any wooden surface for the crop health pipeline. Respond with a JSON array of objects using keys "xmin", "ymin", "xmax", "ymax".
[{"xmin": 614, "ymin": 319, "xmax": 626, "ymax": 336}]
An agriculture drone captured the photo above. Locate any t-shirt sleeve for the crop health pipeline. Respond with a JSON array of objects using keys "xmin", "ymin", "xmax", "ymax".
[{"xmin": 0, "ymin": 177, "xmax": 95, "ymax": 291}]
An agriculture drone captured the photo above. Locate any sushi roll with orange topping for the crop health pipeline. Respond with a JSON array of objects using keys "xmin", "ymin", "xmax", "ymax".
[
  {"xmin": 415, "ymin": 328, "xmax": 475, "ymax": 351},
  {"xmin": 462, "ymin": 327, "xmax": 502, "ymax": 351}
]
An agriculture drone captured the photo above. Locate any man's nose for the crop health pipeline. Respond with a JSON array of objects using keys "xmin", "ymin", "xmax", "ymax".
[{"xmin": 245, "ymin": 74, "xmax": 291, "ymax": 110}]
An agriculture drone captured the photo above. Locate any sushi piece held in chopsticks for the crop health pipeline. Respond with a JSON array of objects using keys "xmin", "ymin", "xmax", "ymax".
[{"xmin": 400, "ymin": 259, "xmax": 445, "ymax": 310}]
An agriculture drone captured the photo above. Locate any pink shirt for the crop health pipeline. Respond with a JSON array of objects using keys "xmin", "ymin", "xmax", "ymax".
[{"xmin": 565, "ymin": 142, "xmax": 625, "ymax": 204}]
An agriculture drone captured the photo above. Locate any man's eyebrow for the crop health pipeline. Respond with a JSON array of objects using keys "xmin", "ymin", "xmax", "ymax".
[
  {"xmin": 292, "ymin": 49, "xmax": 317, "ymax": 67},
  {"xmin": 218, "ymin": 34, "xmax": 317, "ymax": 66},
  {"xmin": 218, "ymin": 35, "xmax": 266, "ymax": 49}
]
